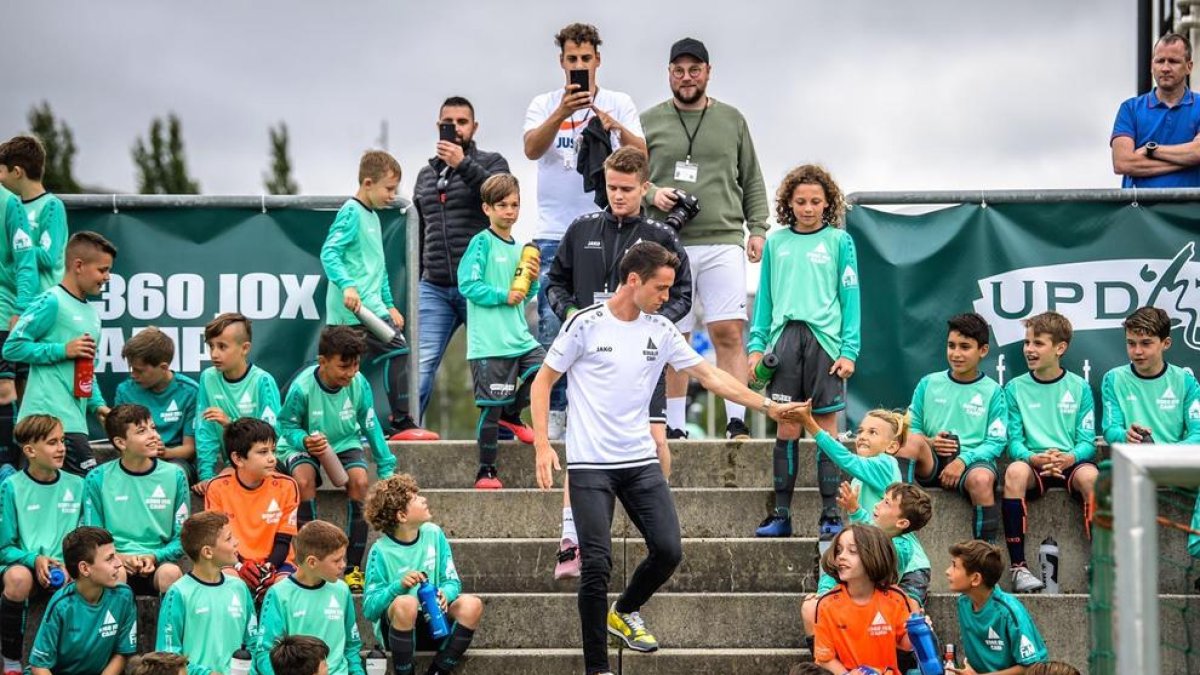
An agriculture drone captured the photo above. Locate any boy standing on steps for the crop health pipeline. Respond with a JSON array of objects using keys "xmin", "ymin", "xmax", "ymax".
[{"xmin": 0, "ymin": 136, "xmax": 68, "ymax": 294}]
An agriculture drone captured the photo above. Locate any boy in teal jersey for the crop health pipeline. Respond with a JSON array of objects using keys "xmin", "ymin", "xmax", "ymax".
[
  {"xmin": 115, "ymin": 328, "xmax": 200, "ymax": 484},
  {"xmin": 3, "ymin": 231, "xmax": 116, "ymax": 477},
  {"xmin": 28, "ymin": 526, "xmax": 138, "ymax": 675},
  {"xmin": 748, "ymin": 165, "xmax": 859, "ymax": 541},
  {"xmin": 156, "ymin": 511, "xmax": 258, "ymax": 675},
  {"xmin": 193, "ymin": 312, "xmax": 281, "ymax": 489},
  {"xmin": 945, "ymin": 540, "xmax": 1048, "ymax": 674},
  {"xmin": 270, "ymin": 635, "xmax": 330, "ymax": 675},
  {"xmin": 899, "ymin": 313, "xmax": 1008, "ymax": 544},
  {"xmin": 0, "ymin": 415, "xmax": 83, "ymax": 673},
  {"xmin": 255, "ymin": 520, "xmax": 364, "ymax": 675},
  {"xmin": 0, "ymin": 136, "xmax": 67, "ymax": 294},
  {"xmin": 277, "ymin": 326, "xmax": 395, "ymax": 591},
  {"xmin": 0, "ymin": 182, "xmax": 36, "ymax": 471},
  {"xmin": 1001, "ymin": 312, "xmax": 1098, "ymax": 594},
  {"xmin": 458, "ymin": 173, "xmax": 543, "ymax": 490},
  {"xmin": 1101, "ymin": 306, "xmax": 1200, "ymax": 446},
  {"xmin": 363, "ymin": 474, "xmax": 483, "ymax": 675},
  {"xmin": 321, "ymin": 150, "xmax": 434, "ymax": 441},
  {"xmin": 84, "ymin": 404, "xmax": 188, "ymax": 596}
]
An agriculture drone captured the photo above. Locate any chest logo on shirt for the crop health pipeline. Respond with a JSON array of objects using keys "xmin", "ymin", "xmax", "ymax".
[
  {"xmin": 146, "ymin": 485, "xmax": 171, "ymax": 510},
  {"xmin": 807, "ymin": 242, "xmax": 832, "ymax": 265},
  {"xmin": 238, "ymin": 392, "xmax": 255, "ymax": 415},
  {"xmin": 340, "ymin": 398, "xmax": 355, "ymax": 422},
  {"xmin": 1058, "ymin": 390, "xmax": 1078, "ymax": 415},
  {"xmin": 643, "ymin": 337, "xmax": 659, "ymax": 362},
  {"xmin": 12, "ymin": 228, "xmax": 31, "ymax": 251},
  {"xmin": 229, "ymin": 593, "xmax": 244, "ymax": 618},
  {"xmin": 963, "ymin": 393, "xmax": 986, "ymax": 417},
  {"xmin": 59, "ymin": 488, "xmax": 79, "ymax": 514},
  {"xmin": 324, "ymin": 595, "xmax": 344, "ymax": 621},
  {"xmin": 262, "ymin": 499, "xmax": 282, "ymax": 524},
  {"xmin": 161, "ymin": 400, "xmax": 182, "ymax": 424},
  {"xmin": 100, "ymin": 610, "xmax": 119, "ymax": 638},
  {"xmin": 585, "ymin": 240, "xmax": 602, "ymax": 249},
  {"xmin": 1159, "ymin": 386, "xmax": 1180, "ymax": 411},
  {"xmin": 986, "ymin": 626, "xmax": 1005, "ymax": 651},
  {"xmin": 867, "ymin": 611, "xmax": 892, "ymax": 637}
]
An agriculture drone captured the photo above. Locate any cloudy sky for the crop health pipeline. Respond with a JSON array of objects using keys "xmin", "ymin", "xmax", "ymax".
[{"xmin": 7, "ymin": 0, "xmax": 1136, "ymax": 246}]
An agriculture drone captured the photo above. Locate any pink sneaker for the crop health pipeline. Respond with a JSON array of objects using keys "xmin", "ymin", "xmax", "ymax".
[
  {"xmin": 498, "ymin": 417, "xmax": 535, "ymax": 444},
  {"xmin": 554, "ymin": 538, "xmax": 582, "ymax": 580}
]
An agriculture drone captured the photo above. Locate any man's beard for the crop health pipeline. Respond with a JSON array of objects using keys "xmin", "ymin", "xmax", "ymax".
[{"xmin": 672, "ymin": 83, "xmax": 707, "ymax": 106}]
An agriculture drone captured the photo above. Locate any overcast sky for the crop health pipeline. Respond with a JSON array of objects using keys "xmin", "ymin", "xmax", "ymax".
[{"xmin": 6, "ymin": 0, "xmax": 1136, "ymax": 247}]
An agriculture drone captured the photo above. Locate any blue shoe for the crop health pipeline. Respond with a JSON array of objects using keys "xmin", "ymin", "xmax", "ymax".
[
  {"xmin": 818, "ymin": 510, "xmax": 843, "ymax": 556},
  {"xmin": 755, "ymin": 513, "xmax": 792, "ymax": 537}
]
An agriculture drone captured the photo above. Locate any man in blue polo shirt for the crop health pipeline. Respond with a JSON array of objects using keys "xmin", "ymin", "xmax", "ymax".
[{"xmin": 1111, "ymin": 32, "xmax": 1200, "ymax": 188}]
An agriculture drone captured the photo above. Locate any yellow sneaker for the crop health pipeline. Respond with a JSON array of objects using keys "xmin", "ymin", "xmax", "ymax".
[
  {"xmin": 344, "ymin": 566, "xmax": 365, "ymax": 593},
  {"xmin": 607, "ymin": 602, "xmax": 658, "ymax": 652}
]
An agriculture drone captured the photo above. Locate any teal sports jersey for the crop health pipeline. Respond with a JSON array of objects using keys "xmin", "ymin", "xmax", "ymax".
[
  {"xmin": 82, "ymin": 459, "xmax": 189, "ymax": 562},
  {"xmin": 747, "ymin": 226, "xmax": 861, "ymax": 362},
  {"xmin": 321, "ymin": 198, "xmax": 394, "ymax": 325},
  {"xmin": 814, "ymin": 431, "xmax": 900, "ymax": 513},
  {"xmin": 23, "ymin": 192, "xmax": 68, "ymax": 292},
  {"xmin": 1005, "ymin": 370, "xmax": 1096, "ymax": 463},
  {"xmin": 0, "ymin": 184, "xmax": 37, "ymax": 321},
  {"xmin": 457, "ymin": 229, "xmax": 540, "ymax": 360},
  {"xmin": 908, "ymin": 370, "xmax": 1008, "ymax": 466},
  {"xmin": 194, "ymin": 364, "xmax": 281, "ymax": 480},
  {"xmin": 114, "ymin": 372, "xmax": 199, "ymax": 447},
  {"xmin": 29, "ymin": 582, "xmax": 138, "ymax": 675},
  {"xmin": 0, "ymin": 469, "xmax": 83, "ymax": 571},
  {"xmin": 956, "ymin": 586, "xmax": 1048, "ymax": 671},
  {"xmin": 363, "ymin": 523, "xmax": 462, "ymax": 642},
  {"xmin": 157, "ymin": 573, "xmax": 258, "ymax": 675},
  {"xmin": 276, "ymin": 366, "xmax": 395, "ymax": 478},
  {"xmin": 4, "ymin": 285, "xmax": 107, "ymax": 434},
  {"xmin": 255, "ymin": 577, "xmax": 364, "ymax": 675},
  {"xmin": 1101, "ymin": 363, "xmax": 1200, "ymax": 445}
]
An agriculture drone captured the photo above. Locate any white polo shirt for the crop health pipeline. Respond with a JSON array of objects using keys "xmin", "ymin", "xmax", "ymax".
[{"xmin": 544, "ymin": 302, "xmax": 704, "ymax": 470}]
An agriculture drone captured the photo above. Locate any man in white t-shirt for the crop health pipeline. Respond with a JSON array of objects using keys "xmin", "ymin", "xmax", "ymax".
[
  {"xmin": 523, "ymin": 22, "xmax": 646, "ymax": 441},
  {"xmin": 530, "ymin": 241, "xmax": 802, "ymax": 675}
]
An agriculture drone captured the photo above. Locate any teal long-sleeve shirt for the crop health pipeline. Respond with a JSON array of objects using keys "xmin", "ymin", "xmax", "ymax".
[
  {"xmin": 457, "ymin": 228, "xmax": 541, "ymax": 360},
  {"xmin": 0, "ymin": 185, "xmax": 37, "ymax": 322},
  {"xmin": 193, "ymin": 364, "xmax": 281, "ymax": 481},
  {"xmin": 363, "ymin": 523, "xmax": 462, "ymax": 643},
  {"xmin": 156, "ymin": 573, "xmax": 258, "ymax": 675},
  {"xmin": 23, "ymin": 192, "xmax": 68, "ymax": 292},
  {"xmin": 255, "ymin": 576, "xmax": 364, "ymax": 675},
  {"xmin": 82, "ymin": 458, "xmax": 189, "ymax": 563},
  {"xmin": 908, "ymin": 370, "xmax": 1008, "ymax": 467},
  {"xmin": 1004, "ymin": 370, "xmax": 1096, "ymax": 463},
  {"xmin": 0, "ymin": 469, "xmax": 83, "ymax": 569},
  {"xmin": 1101, "ymin": 363, "xmax": 1200, "ymax": 445},
  {"xmin": 321, "ymin": 198, "xmax": 394, "ymax": 325},
  {"xmin": 813, "ymin": 430, "xmax": 900, "ymax": 512}
]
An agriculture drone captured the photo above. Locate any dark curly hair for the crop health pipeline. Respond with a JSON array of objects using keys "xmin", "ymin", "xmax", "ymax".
[
  {"xmin": 774, "ymin": 164, "xmax": 846, "ymax": 228},
  {"xmin": 555, "ymin": 23, "xmax": 602, "ymax": 50},
  {"xmin": 366, "ymin": 474, "xmax": 421, "ymax": 533}
]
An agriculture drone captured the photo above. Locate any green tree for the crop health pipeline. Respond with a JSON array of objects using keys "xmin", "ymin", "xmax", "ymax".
[
  {"xmin": 263, "ymin": 122, "xmax": 299, "ymax": 195},
  {"xmin": 27, "ymin": 101, "xmax": 82, "ymax": 193},
  {"xmin": 132, "ymin": 114, "xmax": 200, "ymax": 194}
]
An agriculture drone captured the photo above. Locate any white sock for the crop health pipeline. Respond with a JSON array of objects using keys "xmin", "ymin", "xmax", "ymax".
[
  {"xmin": 3, "ymin": 658, "xmax": 19, "ymax": 672},
  {"xmin": 666, "ymin": 397, "xmax": 687, "ymax": 430},
  {"xmin": 725, "ymin": 401, "xmax": 746, "ymax": 423},
  {"xmin": 561, "ymin": 507, "xmax": 577, "ymax": 543}
]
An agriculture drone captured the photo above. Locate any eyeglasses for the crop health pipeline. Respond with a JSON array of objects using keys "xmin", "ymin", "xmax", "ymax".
[{"xmin": 670, "ymin": 65, "xmax": 706, "ymax": 79}]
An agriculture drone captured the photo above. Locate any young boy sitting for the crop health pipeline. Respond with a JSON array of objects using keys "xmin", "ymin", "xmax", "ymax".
[
  {"xmin": 28, "ymin": 526, "xmax": 138, "ymax": 675},
  {"xmin": 255, "ymin": 520, "xmax": 363, "ymax": 675},
  {"xmin": 194, "ymin": 312, "xmax": 281, "ymax": 490},
  {"xmin": 899, "ymin": 313, "xmax": 1008, "ymax": 543},
  {"xmin": 130, "ymin": 653, "xmax": 189, "ymax": 675},
  {"xmin": 0, "ymin": 415, "xmax": 83, "ymax": 674},
  {"xmin": 1101, "ymin": 306, "xmax": 1200, "ymax": 446},
  {"xmin": 457, "ymin": 173, "xmax": 543, "ymax": 489},
  {"xmin": 364, "ymin": 474, "xmax": 483, "ymax": 675},
  {"xmin": 1002, "ymin": 312, "xmax": 1098, "ymax": 593},
  {"xmin": 204, "ymin": 418, "xmax": 298, "ymax": 603},
  {"xmin": 946, "ymin": 540, "xmax": 1048, "ymax": 674},
  {"xmin": 115, "ymin": 327, "xmax": 200, "ymax": 484},
  {"xmin": 270, "ymin": 635, "xmax": 330, "ymax": 675},
  {"xmin": 83, "ymin": 404, "xmax": 188, "ymax": 596},
  {"xmin": 277, "ymin": 325, "xmax": 395, "ymax": 591},
  {"xmin": 156, "ymin": 511, "xmax": 257, "ymax": 674}
]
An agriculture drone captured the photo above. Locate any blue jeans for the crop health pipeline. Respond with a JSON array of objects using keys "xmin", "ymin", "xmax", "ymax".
[
  {"xmin": 534, "ymin": 238, "xmax": 568, "ymax": 411},
  {"xmin": 417, "ymin": 280, "xmax": 468, "ymax": 421}
]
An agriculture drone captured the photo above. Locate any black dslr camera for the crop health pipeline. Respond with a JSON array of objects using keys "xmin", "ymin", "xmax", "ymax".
[{"xmin": 664, "ymin": 189, "xmax": 700, "ymax": 230}]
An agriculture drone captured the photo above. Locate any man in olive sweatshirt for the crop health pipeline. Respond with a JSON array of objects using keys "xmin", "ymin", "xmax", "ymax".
[{"xmin": 641, "ymin": 37, "xmax": 770, "ymax": 441}]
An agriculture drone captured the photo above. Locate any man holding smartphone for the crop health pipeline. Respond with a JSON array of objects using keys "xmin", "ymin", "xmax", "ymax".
[
  {"xmin": 523, "ymin": 22, "xmax": 646, "ymax": 443},
  {"xmin": 413, "ymin": 96, "xmax": 510, "ymax": 421}
]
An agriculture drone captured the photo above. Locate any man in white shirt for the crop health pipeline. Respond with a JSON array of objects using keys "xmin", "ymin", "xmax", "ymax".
[
  {"xmin": 523, "ymin": 22, "xmax": 646, "ymax": 442},
  {"xmin": 530, "ymin": 241, "xmax": 802, "ymax": 675}
]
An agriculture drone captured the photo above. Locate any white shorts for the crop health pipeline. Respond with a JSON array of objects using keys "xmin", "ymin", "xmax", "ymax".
[{"xmin": 676, "ymin": 244, "xmax": 748, "ymax": 333}]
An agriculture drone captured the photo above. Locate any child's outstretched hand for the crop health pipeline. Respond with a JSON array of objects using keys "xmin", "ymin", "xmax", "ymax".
[
  {"xmin": 401, "ymin": 570, "xmax": 427, "ymax": 589},
  {"xmin": 836, "ymin": 481, "xmax": 860, "ymax": 514}
]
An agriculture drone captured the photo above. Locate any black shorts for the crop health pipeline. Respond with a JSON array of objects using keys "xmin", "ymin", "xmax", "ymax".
[
  {"xmin": 1023, "ymin": 460, "xmax": 1097, "ymax": 501},
  {"xmin": 63, "ymin": 433, "xmax": 96, "ymax": 477},
  {"xmin": 767, "ymin": 322, "xmax": 845, "ymax": 414},
  {"xmin": 282, "ymin": 447, "xmax": 367, "ymax": 488},
  {"xmin": 470, "ymin": 347, "xmax": 544, "ymax": 406},
  {"xmin": 163, "ymin": 456, "xmax": 199, "ymax": 486},
  {"xmin": 916, "ymin": 453, "xmax": 996, "ymax": 496},
  {"xmin": 125, "ymin": 572, "xmax": 159, "ymax": 597},
  {"xmin": 378, "ymin": 610, "xmax": 454, "ymax": 652},
  {"xmin": 0, "ymin": 563, "xmax": 57, "ymax": 600},
  {"xmin": 0, "ymin": 331, "xmax": 28, "ymax": 381},
  {"xmin": 649, "ymin": 370, "xmax": 666, "ymax": 425}
]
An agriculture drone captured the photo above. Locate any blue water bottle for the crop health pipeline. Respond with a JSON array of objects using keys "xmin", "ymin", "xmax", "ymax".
[
  {"xmin": 418, "ymin": 580, "xmax": 450, "ymax": 639},
  {"xmin": 47, "ymin": 567, "xmax": 66, "ymax": 589},
  {"xmin": 905, "ymin": 611, "xmax": 944, "ymax": 675}
]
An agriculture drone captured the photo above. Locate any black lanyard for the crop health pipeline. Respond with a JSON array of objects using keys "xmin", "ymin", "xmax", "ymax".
[
  {"xmin": 599, "ymin": 222, "xmax": 639, "ymax": 292},
  {"xmin": 674, "ymin": 101, "xmax": 709, "ymax": 162}
]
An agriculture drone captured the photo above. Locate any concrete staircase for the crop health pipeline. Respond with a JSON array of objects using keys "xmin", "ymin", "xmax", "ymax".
[{"xmin": 28, "ymin": 439, "xmax": 1200, "ymax": 674}]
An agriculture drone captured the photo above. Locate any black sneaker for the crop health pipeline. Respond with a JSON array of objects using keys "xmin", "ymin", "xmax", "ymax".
[
  {"xmin": 725, "ymin": 417, "xmax": 751, "ymax": 440},
  {"xmin": 818, "ymin": 508, "xmax": 843, "ymax": 557},
  {"xmin": 667, "ymin": 426, "xmax": 689, "ymax": 439}
]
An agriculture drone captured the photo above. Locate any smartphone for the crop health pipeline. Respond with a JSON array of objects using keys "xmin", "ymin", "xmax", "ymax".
[
  {"xmin": 569, "ymin": 68, "xmax": 590, "ymax": 94},
  {"xmin": 439, "ymin": 122, "xmax": 456, "ymax": 143}
]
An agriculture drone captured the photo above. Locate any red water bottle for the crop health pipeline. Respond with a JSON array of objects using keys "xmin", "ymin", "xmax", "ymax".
[{"xmin": 73, "ymin": 333, "xmax": 93, "ymax": 398}]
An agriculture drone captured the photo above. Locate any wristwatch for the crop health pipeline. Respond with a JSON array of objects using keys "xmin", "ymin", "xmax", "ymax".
[{"xmin": 1145, "ymin": 142, "xmax": 1159, "ymax": 158}]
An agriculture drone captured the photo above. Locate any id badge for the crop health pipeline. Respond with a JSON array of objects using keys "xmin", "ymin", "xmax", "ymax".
[
  {"xmin": 593, "ymin": 291, "xmax": 614, "ymax": 303},
  {"xmin": 674, "ymin": 160, "xmax": 698, "ymax": 183}
]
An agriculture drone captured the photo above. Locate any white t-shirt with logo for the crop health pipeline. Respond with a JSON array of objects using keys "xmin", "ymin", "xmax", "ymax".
[
  {"xmin": 524, "ymin": 87, "xmax": 643, "ymax": 240},
  {"xmin": 544, "ymin": 302, "xmax": 704, "ymax": 470}
]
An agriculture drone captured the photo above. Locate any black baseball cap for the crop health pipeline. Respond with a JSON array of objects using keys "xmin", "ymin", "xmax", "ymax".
[{"xmin": 669, "ymin": 37, "xmax": 709, "ymax": 64}]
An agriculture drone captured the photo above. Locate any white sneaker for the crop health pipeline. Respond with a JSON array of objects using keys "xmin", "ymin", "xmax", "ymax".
[
  {"xmin": 548, "ymin": 410, "xmax": 567, "ymax": 440},
  {"xmin": 1010, "ymin": 564, "xmax": 1045, "ymax": 593}
]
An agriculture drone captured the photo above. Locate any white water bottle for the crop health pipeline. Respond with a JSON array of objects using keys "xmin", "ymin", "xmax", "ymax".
[
  {"xmin": 363, "ymin": 645, "xmax": 388, "ymax": 675},
  {"xmin": 1039, "ymin": 536, "xmax": 1059, "ymax": 593},
  {"xmin": 230, "ymin": 645, "xmax": 252, "ymax": 675},
  {"xmin": 354, "ymin": 306, "xmax": 401, "ymax": 344},
  {"xmin": 311, "ymin": 433, "xmax": 349, "ymax": 487}
]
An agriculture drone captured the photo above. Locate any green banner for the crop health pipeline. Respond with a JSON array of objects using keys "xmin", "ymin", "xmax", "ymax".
[
  {"xmin": 847, "ymin": 201, "xmax": 1200, "ymax": 421},
  {"xmin": 64, "ymin": 205, "xmax": 409, "ymax": 429}
]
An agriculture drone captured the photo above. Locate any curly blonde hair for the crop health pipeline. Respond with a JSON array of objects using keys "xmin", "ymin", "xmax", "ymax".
[
  {"xmin": 774, "ymin": 164, "xmax": 846, "ymax": 228},
  {"xmin": 366, "ymin": 474, "xmax": 421, "ymax": 533}
]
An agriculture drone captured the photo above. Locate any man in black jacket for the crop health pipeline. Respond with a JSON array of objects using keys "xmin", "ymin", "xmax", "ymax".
[{"xmin": 414, "ymin": 96, "xmax": 510, "ymax": 420}]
